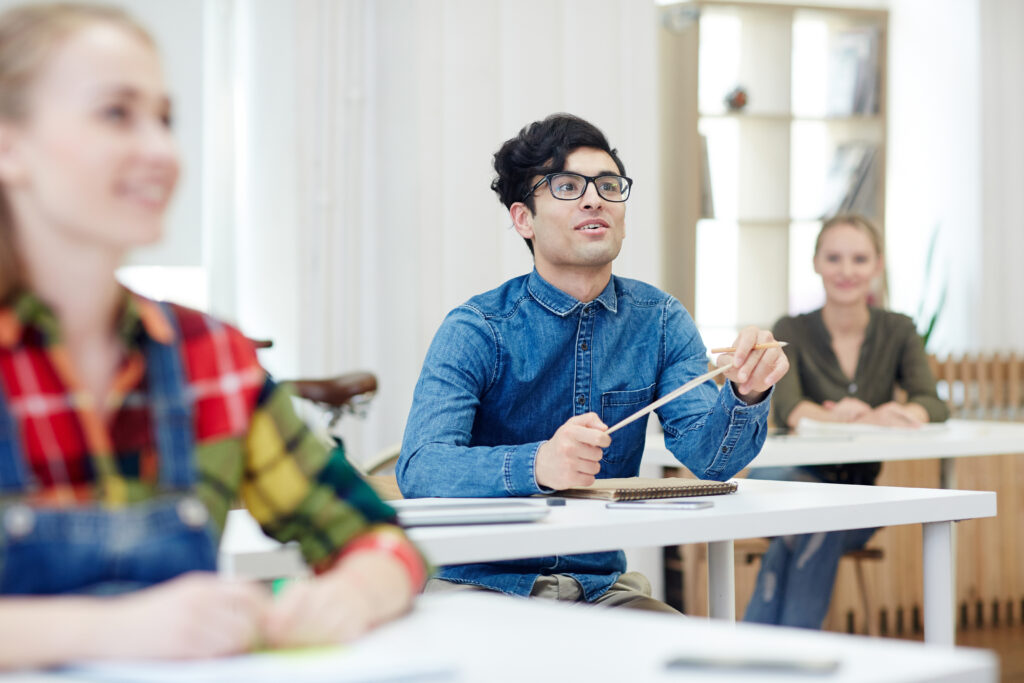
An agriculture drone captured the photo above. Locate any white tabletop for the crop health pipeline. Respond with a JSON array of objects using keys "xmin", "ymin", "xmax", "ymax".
[
  {"xmin": 220, "ymin": 479, "xmax": 994, "ymax": 573},
  {"xmin": 643, "ymin": 418, "xmax": 1024, "ymax": 469},
  {"xmin": 403, "ymin": 479, "xmax": 994, "ymax": 565},
  {"xmin": 219, "ymin": 480, "xmax": 994, "ymax": 645},
  {"xmin": 59, "ymin": 593, "xmax": 997, "ymax": 683}
]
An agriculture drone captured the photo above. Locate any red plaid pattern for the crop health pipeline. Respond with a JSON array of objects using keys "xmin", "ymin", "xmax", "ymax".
[{"xmin": 0, "ymin": 291, "xmax": 264, "ymax": 502}]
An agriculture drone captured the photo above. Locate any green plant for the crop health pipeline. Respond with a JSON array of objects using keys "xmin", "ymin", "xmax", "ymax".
[{"xmin": 915, "ymin": 224, "xmax": 946, "ymax": 350}]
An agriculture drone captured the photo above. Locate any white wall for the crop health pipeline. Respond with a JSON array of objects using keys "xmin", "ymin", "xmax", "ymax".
[
  {"xmin": 217, "ymin": 0, "xmax": 1024, "ymax": 461},
  {"xmin": 94, "ymin": 0, "xmax": 1019, "ymax": 461},
  {"xmin": 978, "ymin": 0, "xmax": 1024, "ymax": 352},
  {"xmin": 885, "ymin": 0, "xmax": 982, "ymax": 353},
  {"xmin": 207, "ymin": 0, "xmax": 659, "ymax": 463}
]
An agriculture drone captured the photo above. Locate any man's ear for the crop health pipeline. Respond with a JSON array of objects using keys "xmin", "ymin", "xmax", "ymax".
[
  {"xmin": 0, "ymin": 123, "xmax": 26, "ymax": 184},
  {"xmin": 509, "ymin": 202, "xmax": 535, "ymax": 241}
]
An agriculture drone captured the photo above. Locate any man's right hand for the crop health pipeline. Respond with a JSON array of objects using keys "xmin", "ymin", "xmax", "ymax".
[{"xmin": 535, "ymin": 413, "xmax": 610, "ymax": 490}]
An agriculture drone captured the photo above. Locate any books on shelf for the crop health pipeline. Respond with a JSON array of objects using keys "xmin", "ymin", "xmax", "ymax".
[
  {"xmin": 826, "ymin": 26, "xmax": 880, "ymax": 117},
  {"xmin": 819, "ymin": 142, "xmax": 879, "ymax": 219}
]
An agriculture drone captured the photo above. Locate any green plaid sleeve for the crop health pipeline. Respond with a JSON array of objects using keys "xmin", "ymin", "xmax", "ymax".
[{"xmin": 241, "ymin": 378, "xmax": 401, "ymax": 567}]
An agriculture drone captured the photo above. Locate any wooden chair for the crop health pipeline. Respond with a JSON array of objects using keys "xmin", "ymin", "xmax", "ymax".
[
  {"xmin": 282, "ymin": 371, "xmax": 402, "ymax": 500},
  {"xmin": 733, "ymin": 537, "xmax": 884, "ymax": 634}
]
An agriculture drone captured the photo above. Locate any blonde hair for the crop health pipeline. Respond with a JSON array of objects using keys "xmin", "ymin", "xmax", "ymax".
[
  {"xmin": 814, "ymin": 213, "xmax": 883, "ymax": 258},
  {"xmin": 0, "ymin": 3, "xmax": 153, "ymax": 304}
]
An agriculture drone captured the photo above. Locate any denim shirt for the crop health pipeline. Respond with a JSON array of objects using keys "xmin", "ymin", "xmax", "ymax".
[{"xmin": 398, "ymin": 270, "xmax": 771, "ymax": 600}]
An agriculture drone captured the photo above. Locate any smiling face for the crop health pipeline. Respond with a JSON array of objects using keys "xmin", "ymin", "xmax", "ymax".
[
  {"xmin": 511, "ymin": 147, "xmax": 626, "ymax": 281},
  {"xmin": 813, "ymin": 222, "xmax": 883, "ymax": 306},
  {"xmin": 0, "ymin": 20, "xmax": 178, "ymax": 255}
]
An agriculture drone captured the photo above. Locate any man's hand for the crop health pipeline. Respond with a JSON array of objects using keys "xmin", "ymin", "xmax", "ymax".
[
  {"xmin": 822, "ymin": 397, "xmax": 873, "ymax": 422},
  {"xmin": 535, "ymin": 413, "xmax": 610, "ymax": 490},
  {"xmin": 717, "ymin": 327, "xmax": 789, "ymax": 404}
]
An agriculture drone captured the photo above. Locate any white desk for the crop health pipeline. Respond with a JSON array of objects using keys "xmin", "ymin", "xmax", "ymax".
[
  {"xmin": 220, "ymin": 479, "xmax": 995, "ymax": 645},
  {"xmin": 644, "ymin": 419, "xmax": 1024, "ymax": 486},
  {"xmin": 59, "ymin": 593, "xmax": 998, "ymax": 682}
]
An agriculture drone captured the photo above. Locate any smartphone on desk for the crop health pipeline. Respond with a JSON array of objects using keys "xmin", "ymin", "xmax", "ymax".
[
  {"xmin": 606, "ymin": 500, "xmax": 713, "ymax": 510},
  {"xmin": 665, "ymin": 653, "xmax": 840, "ymax": 676}
]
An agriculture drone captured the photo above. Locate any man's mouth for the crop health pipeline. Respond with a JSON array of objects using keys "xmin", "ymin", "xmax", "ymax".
[{"xmin": 575, "ymin": 221, "xmax": 609, "ymax": 231}]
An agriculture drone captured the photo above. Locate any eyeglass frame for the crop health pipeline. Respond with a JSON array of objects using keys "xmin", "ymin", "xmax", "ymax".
[{"xmin": 522, "ymin": 171, "xmax": 634, "ymax": 203}]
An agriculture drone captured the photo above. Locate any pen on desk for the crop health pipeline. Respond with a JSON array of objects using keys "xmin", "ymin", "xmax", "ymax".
[{"xmin": 709, "ymin": 341, "xmax": 788, "ymax": 354}]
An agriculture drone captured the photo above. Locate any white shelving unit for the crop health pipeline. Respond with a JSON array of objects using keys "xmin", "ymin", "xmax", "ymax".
[{"xmin": 658, "ymin": 1, "xmax": 887, "ymax": 346}]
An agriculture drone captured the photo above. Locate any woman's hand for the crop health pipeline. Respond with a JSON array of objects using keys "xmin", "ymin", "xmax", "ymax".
[
  {"xmin": 822, "ymin": 397, "xmax": 873, "ymax": 422},
  {"xmin": 856, "ymin": 401, "xmax": 928, "ymax": 428},
  {"xmin": 262, "ymin": 549, "xmax": 415, "ymax": 648},
  {"xmin": 100, "ymin": 572, "xmax": 270, "ymax": 660}
]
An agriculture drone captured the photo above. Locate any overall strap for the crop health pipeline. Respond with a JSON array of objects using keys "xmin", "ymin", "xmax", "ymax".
[
  {"xmin": 0, "ymin": 381, "xmax": 33, "ymax": 493},
  {"xmin": 144, "ymin": 302, "xmax": 197, "ymax": 490}
]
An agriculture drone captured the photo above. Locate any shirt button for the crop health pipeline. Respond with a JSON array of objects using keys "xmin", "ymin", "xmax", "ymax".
[
  {"xmin": 721, "ymin": 446, "xmax": 730, "ymax": 454},
  {"xmin": 4, "ymin": 505, "xmax": 35, "ymax": 539},
  {"xmin": 581, "ymin": 341, "xmax": 588, "ymax": 351},
  {"xmin": 577, "ymin": 395, "xmax": 585, "ymax": 406},
  {"xmin": 848, "ymin": 383, "xmax": 858, "ymax": 394},
  {"xmin": 176, "ymin": 497, "xmax": 210, "ymax": 529}
]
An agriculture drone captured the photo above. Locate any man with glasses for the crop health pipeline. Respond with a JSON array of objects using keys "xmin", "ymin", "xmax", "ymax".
[{"xmin": 398, "ymin": 113, "xmax": 788, "ymax": 612}]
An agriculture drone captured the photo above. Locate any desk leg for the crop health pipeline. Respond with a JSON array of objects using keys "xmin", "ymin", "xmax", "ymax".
[
  {"xmin": 940, "ymin": 458, "xmax": 957, "ymax": 489},
  {"xmin": 923, "ymin": 521, "xmax": 955, "ymax": 645},
  {"xmin": 707, "ymin": 540, "xmax": 735, "ymax": 621}
]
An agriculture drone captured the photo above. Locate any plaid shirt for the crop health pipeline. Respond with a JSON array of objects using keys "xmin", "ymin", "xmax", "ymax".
[{"xmin": 0, "ymin": 290, "xmax": 407, "ymax": 570}]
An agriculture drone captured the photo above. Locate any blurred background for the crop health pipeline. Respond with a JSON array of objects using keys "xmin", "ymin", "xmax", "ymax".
[{"xmin": 6, "ymin": 0, "xmax": 1017, "ymax": 470}]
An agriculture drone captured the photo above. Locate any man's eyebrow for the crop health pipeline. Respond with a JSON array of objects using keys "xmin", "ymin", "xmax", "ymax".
[{"xmin": 563, "ymin": 168, "xmax": 621, "ymax": 176}]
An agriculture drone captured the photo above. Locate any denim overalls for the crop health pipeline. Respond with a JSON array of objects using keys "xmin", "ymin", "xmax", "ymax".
[{"xmin": 0, "ymin": 304, "xmax": 218, "ymax": 595}]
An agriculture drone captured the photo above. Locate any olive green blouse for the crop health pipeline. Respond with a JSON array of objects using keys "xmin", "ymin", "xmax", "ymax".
[
  {"xmin": 772, "ymin": 307, "xmax": 949, "ymax": 427},
  {"xmin": 770, "ymin": 307, "xmax": 948, "ymax": 485}
]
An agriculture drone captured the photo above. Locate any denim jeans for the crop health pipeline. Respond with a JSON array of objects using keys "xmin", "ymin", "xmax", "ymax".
[
  {"xmin": 0, "ymin": 497, "xmax": 217, "ymax": 595},
  {"xmin": 742, "ymin": 466, "xmax": 878, "ymax": 629},
  {"xmin": 0, "ymin": 301, "xmax": 218, "ymax": 595}
]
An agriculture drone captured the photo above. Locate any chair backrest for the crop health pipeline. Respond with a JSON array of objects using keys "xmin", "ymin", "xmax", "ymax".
[{"xmin": 927, "ymin": 353, "xmax": 1024, "ymax": 420}]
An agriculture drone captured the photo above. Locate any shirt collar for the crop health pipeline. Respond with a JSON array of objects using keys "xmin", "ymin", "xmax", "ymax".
[
  {"xmin": 0, "ymin": 288, "xmax": 175, "ymax": 350},
  {"xmin": 526, "ymin": 269, "xmax": 619, "ymax": 317}
]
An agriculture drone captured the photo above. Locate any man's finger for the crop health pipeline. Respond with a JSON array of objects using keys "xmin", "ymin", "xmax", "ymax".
[{"xmin": 569, "ymin": 425, "xmax": 611, "ymax": 449}]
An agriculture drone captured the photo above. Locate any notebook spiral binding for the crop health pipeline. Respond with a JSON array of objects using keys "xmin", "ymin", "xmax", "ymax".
[{"xmin": 615, "ymin": 481, "xmax": 737, "ymax": 501}]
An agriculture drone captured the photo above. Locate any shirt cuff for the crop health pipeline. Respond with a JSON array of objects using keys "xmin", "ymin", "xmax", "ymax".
[
  {"xmin": 503, "ymin": 441, "xmax": 552, "ymax": 495},
  {"xmin": 723, "ymin": 380, "xmax": 774, "ymax": 413}
]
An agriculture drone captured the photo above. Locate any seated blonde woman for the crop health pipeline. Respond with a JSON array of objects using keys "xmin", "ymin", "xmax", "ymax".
[{"xmin": 743, "ymin": 214, "xmax": 948, "ymax": 629}]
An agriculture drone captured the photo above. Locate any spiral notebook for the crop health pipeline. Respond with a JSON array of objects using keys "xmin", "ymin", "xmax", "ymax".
[{"xmin": 557, "ymin": 477, "xmax": 738, "ymax": 501}]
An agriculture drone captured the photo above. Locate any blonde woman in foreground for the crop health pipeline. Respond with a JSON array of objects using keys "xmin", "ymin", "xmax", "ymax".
[{"xmin": 0, "ymin": 3, "xmax": 423, "ymax": 669}]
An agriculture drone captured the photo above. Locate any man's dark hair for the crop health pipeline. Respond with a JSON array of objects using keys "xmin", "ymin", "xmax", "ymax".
[{"xmin": 491, "ymin": 113, "xmax": 626, "ymax": 254}]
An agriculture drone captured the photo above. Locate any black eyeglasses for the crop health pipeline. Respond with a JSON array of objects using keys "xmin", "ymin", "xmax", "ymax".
[{"xmin": 523, "ymin": 172, "xmax": 633, "ymax": 203}]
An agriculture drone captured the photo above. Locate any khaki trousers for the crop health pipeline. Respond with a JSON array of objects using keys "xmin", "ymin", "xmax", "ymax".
[{"xmin": 425, "ymin": 571, "xmax": 680, "ymax": 615}]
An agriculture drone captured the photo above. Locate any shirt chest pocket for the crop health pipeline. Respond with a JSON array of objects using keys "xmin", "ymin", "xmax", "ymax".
[{"xmin": 600, "ymin": 384, "xmax": 656, "ymax": 467}]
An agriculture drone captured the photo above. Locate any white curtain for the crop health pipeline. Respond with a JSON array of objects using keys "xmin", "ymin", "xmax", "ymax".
[
  {"xmin": 213, "ymin": 0, "xmax": 660, "ymax": 465},
  {"xmin": 979, "ymin": 0, "xmax": 1024, "ymax": 351}
]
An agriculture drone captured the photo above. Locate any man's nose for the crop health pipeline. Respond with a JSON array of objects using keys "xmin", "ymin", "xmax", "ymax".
[{"xmin": 580, "ymin": 180, "xmax": 603, "ymax": 209}]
